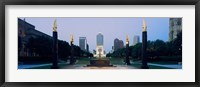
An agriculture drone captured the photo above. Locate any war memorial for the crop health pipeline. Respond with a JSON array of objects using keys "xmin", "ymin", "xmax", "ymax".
[{"xmin": 18, "ymin": 18, "xmax": 182, "ymax": 69}]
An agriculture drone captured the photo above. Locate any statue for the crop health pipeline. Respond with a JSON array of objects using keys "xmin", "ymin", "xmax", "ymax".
[
  {"xmin": 70, "ymin": 34, "xmax": 74, "ymax": 44},
  {"xmin": 142, "ymin": 19, "xmax": 147, "ymax": 32},
  {"xmin": 53, "ymin": 19, "xmax": 57, "ymax": 32}
]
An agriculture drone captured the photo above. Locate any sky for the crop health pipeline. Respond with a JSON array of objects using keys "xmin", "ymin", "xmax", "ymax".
[{"xmin": 19, "ymin": 17, "xmax": 169, "ymax": 53}]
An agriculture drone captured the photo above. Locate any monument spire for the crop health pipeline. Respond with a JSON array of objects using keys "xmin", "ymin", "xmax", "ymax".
[{"xmin": 53, "ymin": 19, "xmax": 57, "ymax": 32}]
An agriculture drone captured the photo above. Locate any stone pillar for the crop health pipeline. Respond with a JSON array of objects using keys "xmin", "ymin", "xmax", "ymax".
[
  {"xmin": 125, "ymin": 43, "xmax": 130, "ymax": 65},
  {"xmin": 51, "ymin": 31, "xmax": 59, "ymax": 69},
  {"xmin": 70, "ymin": 34, "xmax": 75, "ymax": 64},
  {"xmin": 141, "ymin": 19, "xmax": 149, "ymax": 69},
  {"xmin": 51, "ymin": 19, "xmax": 59, "ymax": 69},
  {"xmin": 70, "ymin": 41, "xmax": 75, "ymax": 64},
  {"xmin": 125, "ymin": 35, "xmax": 130, "ymax": 65}
]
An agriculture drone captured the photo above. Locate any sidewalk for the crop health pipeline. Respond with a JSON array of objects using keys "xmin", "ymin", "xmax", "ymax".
[
  {"xmin": 18, "ymin": 63, "xmax": 67, "ymax": 69},
  {"xmin": 148, "ymin": 63, "xmax": 182, "ymax": 69}
]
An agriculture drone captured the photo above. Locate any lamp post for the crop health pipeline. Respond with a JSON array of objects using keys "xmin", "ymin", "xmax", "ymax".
[
  {"xmin": 125, "ymin": 35, "xmax": 131, "ymax": 65},
  {"xmin": 141, "ymin": 19, "xmax": 149, "ymax": 69},
  {"xmin": 51, "ymin": 19, "xmax": 59, "ymax": 69}
]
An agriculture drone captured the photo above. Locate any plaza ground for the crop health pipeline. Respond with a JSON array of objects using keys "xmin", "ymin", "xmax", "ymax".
[{"xmin": 18, "ymin": 57, "xmax": 182, "ymax": 69}]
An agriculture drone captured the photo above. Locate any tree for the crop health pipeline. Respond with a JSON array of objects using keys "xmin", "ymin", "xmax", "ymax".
[
  {"xmin": 153, "ymin": 39, "xmax": 167, "ymax": 57},
  {"xmin": 131, "ymin": 43, "xmax": 142, "ymax": 59}
]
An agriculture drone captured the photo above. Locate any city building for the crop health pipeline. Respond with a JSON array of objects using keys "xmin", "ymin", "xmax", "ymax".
[
  {"xmin": 133, "ymin": 35, "xmax": 140, "ymax": 46},
  {"xmin": 94, "ymin": 32, "xmax": 106, "ymax": 58},
  {"xmin": 79, "ymin": 37, "xmax": 86, "ymax": 51},
  {"xmin": 86, "ymin": 44, "xmax": 89, "ymax": 52},
  {"xmin": 97, "ymin": 33, "xmax": 103, "ymax": 46},
  {"xmin": 114, "ymin": 38, "xmax": 124, "ymax": 51},
  {"xmin": 169, "ymin": 18, "xmax": 182, "ymax": 41},
  {"xmin": 18, "ymin": 18, "xmax": 52, "ymax": 57},
  {"xmin": 109, "ymin": 46, "xmax": 114, "ymax": 53}
]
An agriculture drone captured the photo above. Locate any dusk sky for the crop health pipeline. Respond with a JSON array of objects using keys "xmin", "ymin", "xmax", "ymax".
[{"xmin": 19, "ymin": 17, "xmax": 169, "ymax": 53}]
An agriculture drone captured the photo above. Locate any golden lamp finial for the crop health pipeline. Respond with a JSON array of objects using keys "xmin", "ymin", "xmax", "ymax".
[{"xmin": 126, "ymin": 35, "xmax": 129, "ymax": 45}]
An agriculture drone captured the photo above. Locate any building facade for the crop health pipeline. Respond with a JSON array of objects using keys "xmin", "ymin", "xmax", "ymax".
[
  {"xmin": 133, "ymin": 35, "xmax": 140, "ymax": 46},
  {"xmin": 18, "ymin": 18, "xmax": 52, "ymax": 57},
  {"xmin": 114, "ymin": 38, "xmax": 124, "ymax": 51},
  {"xmin": 79, "ymin": 37, "xmax": 86, "ymax": 51},
  {"xmin": 96, "ymin": 33, "xmax": 103, "ymax": 46},
  {"xmin": 86, "ymin": 44, "xmax": 89, "ymax": 52},
  {"xmin": 169, "ymin": 18, "xmax": 182, "ymax": 41}
]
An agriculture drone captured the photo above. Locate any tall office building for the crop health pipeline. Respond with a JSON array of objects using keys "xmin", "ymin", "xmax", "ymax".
[
  {"xmin": 114, "ymin": 38, "xmax": 124, "ymax": 51},
  {"xmin": 86, "ymin": 44, "xmax": 89, "ymax": 52},
  {"xmin": 133, "ymin": 35, "xmax": 140, "ymax": 46},
  {"xmin": 169, "ymin": 18, "xmax": 182, "ymax": 41},
  {"xmin": 79, "ymin": 37, "xmax": 86, "ymax": 51},
  {"xmin": 97, "ymin": 33, "xmax": 103, "ymax": 46},
  {"xmin": 94, "ymin": 32, "xmax": 106, "ymax": 58}
]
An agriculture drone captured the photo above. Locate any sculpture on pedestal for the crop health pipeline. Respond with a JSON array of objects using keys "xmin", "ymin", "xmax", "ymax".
[{"xmin": 87, "ymin": 32, "xmax": 113, "ymax": 67}]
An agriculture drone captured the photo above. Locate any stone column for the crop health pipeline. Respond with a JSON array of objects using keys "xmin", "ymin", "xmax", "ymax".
[
  {"xmin": 141, "ymin": 19, "xmax": 149, "ymax": 69},
  {"xmin": 125, "ymin": 35, "xmax": 131, "ymax": 65},
  {"xmin": 51, "ymin": 31, "xmax": 59, "ymax": 69},
  {"xmin": 51, "ymin": 19, "xmax": 59, "ymax": 69},
  {"xmin": 70, "ymin": 35, "xmax": 75, "ymax": 64}
]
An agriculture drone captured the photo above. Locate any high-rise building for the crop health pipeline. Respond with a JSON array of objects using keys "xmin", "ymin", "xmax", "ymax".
[
  {"xmin": 133, "ymin": 35, "xmax": 140, "ymax": 46},
  {"xmin": 114, "ymin": 38, "xmax": 124, "ymax": 51},
  {"xmin": 79, "ymin": 37, "xmax": 86, "ymax": 51},
  {"xmin": 119, "ymin": 40, "xmax": 124, "ymax": 48},
  {"xmin": 97, "ymin": 33, "xmax": 103, "ymax": 46},
  {"xmin": 169, "ymin": 18, "xmax": 182, "ymax": 41},
  {"xmin": 94, "ymin": 32, "xmax": 106, "ymax": 58},
  {"xmin": 86, "ymin": 44, "xmax": 89, "ymax": 52}
]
